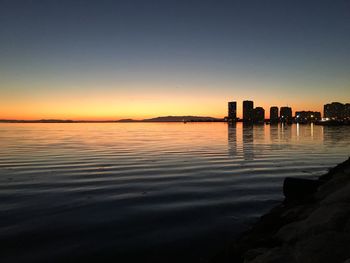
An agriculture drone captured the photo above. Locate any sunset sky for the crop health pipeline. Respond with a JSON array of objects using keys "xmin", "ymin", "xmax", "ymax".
[{"xmin": 1, "ymin": 0, "xmax": 349, "ymax": 120}]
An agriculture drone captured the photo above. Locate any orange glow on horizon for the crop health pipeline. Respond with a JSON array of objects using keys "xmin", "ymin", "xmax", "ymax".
[
  {"xmin": 0, "ymin": 94, "xmax": 226, "ymax": 120},
  {"xmin": 0, "ymin": 99, "xmax": 323, "ymax": 120},
  {"xmin": 2, "ymin": 78, "xmax": 344, "ymax": 119},
  {"xmin": 0, "ymin": 83, "xmax": 332, "ymax": 120}
]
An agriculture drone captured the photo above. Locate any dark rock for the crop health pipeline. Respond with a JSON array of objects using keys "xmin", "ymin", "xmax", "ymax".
[{"xmin": 283, "ymin": 177, "xmax": 321, "ymax": 202}]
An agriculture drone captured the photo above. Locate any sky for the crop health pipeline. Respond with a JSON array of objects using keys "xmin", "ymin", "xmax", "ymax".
[{"xmin": 0, "ymin": 0, "xmax": 349, "ymax": 120}]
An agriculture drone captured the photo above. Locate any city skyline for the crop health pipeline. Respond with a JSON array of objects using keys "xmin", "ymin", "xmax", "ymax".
[{"xmin": 1, "ymin": 0, "xmax": 350, "ymax": 120}]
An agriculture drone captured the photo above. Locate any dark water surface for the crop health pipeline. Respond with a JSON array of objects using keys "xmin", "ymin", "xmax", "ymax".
[{"xmin": 1, "ymin": 123, "xmax": 349, "ymax": 262}]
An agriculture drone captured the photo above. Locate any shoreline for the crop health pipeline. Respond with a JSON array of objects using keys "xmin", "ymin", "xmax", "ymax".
[
  {"xmin": 212, "ymin": 157, "xmax": 350, "ymax": 263},
  {"xmin": 1, "ymin": 120, "xmax": 349, "ymax": 126}
]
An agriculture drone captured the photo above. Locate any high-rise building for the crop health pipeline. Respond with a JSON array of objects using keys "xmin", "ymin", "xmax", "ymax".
[
  {"xmin": 270, "ymin": 106, "xmax": 279, "ymax": 123},
  {"xmin": 345, "ymin": 103, "xmax": 350, "ymax": 120},
  {"xmin": 253, "ymin": 107, "xmax": 265, "ymax": 123},
  {"xmin": 333, "ymin": 102, "xmax": 345, "ymax": 119},
  {"xmin": 324, "ymin": 103, "xmax": 332, "ymax": 118},
  {"xmin": 295, "ymin": 111, "xmax": 321, "ymax": 123},
  {"xmin": 280, "ymin": 106, "xmax": 292, "ymax": 123},
  {"xmin": 228, "ymin": 101, "xmax": 237, "ymax": 121},
  {"xmin": 243, "ymin": 100, "xmax": 254, "ymax": 122},
  {"xmin": 324, "ymin": 102, "xmax": 345, "ymax": 120}
]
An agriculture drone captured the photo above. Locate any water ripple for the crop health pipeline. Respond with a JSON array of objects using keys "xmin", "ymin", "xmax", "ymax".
[{"xmin": 0, "ymin": 122, "xmax": 349, "ymax": 262}]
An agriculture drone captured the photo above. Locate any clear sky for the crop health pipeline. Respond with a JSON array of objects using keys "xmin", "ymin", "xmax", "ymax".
[{"xmin": 1, "ymin": 0, "xmax": 349, "ymax": 120}]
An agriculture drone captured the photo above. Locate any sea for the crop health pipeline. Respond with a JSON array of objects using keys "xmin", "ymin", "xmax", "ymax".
[{"xmin": 0, "ymin": 122, "xmax": 349, "ymax": 262}]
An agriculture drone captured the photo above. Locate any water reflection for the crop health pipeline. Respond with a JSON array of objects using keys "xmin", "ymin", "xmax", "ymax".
[
  {"xmin": 227, "ymin": 123, "xmax": 237, "ymax": 157},
  {"xmin": 227, "ymin": 123, "xmax": 255, "ymax": 160},
  {"xmin": 226, "ymin": 123, "xmax": 346, "ymax": 161},
  {"xmin": 242, "ymin": 123, "xmax": 254, "ymax": 160},
  {"xmin": 253, "ymin": 124, "xmax": 265, "ymax": 143},
  {"xmin": 280, "ymin": 123, "xmax": 292, "ymax": 141},
  {"xmin": 323, "ymin": 125, "xmax": 349, "ymax": 146},
  {"xmin": 269, "ymin": 123, "xmax": 280, "ymax": 144},
  {"xmin": 297, "ymin": 123, "xmax": 300, "ymax": 138},
  {"xmin": 294, "ymin": 123, "xmax": 323, "ymax": 142}
]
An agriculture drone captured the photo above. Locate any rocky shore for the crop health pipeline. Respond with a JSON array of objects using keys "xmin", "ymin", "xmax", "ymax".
[{"xmin": 213, "ymin": 157, "xmax": 350, "ymax": 263}]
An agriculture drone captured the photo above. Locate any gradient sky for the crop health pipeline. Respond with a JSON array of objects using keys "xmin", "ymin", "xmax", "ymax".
[{"xmin": 1, "ymin": 0, "xmax": 349, "ymax": 120}]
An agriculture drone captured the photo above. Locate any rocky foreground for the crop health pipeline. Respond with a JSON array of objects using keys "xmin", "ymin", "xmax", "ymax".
[{"xmin": 213, "ymin": 157, "xmax": 350, "ymax": 263}]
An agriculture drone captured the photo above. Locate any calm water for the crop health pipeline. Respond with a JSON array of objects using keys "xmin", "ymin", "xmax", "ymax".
[{"xmin": 1, "ymin": 123, "xmax": 349, "ymax": 262}]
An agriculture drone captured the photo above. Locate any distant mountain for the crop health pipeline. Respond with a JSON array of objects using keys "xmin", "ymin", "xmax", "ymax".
[{"xmin": 142, "ymin": 116, "xmax": 223, "ymax": 122}]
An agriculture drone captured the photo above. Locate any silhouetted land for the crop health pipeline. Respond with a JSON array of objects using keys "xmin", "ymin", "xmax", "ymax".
[
  {"xmin": 142, "ymin": 116, "xmax": 223, "ymax": 122},
  {"xmin": 212, "ymin": 158, "xmax": 350, "ymax": 263},
  {"xmin": 0, "ymin": 116, "xmax": 225, "ymax": 123},
  {"xmin": 2, "ymin": 117, "xmax": 349, "ymax": 125}
]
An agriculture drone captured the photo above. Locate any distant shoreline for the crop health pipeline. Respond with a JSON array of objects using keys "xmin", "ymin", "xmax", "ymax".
[
  {"xmin": 1, "ymin": 117, "xmax": 349, "ymax": 125},
  {"xmin": 0, "ymin": 116, "xmax": 225, "ymax": 123},
  {"xmin": 0, "ymin": 120, "xmax": 227, "ymax": 123}
]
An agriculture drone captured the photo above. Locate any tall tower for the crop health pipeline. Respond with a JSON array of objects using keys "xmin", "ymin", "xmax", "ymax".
[
  {"xmin": 280, "ymin": 106, "xmax": 292, "ymax": 123},
  {"xmin": 228, "ymin": 101, "xmax": 237, "ymax": 121},
  {"xmin": 324, "ymin": 104, "xmax": 331, "ymax": 118},
  {"xmin": 243, "ymin": 100, "xmax": 254, "ymax": 122},
  {"xmin": 270, "ymin": 106, "xmax": 279, "ymax": 123},
  {"xmin": 253, "ymin": 107, "xmax": 265, "ymax": 123}
]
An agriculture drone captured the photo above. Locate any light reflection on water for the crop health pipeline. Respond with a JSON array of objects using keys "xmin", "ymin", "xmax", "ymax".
[{"xmin": 0, "ymin": 123, "xmax": 349, "ymax": 262}]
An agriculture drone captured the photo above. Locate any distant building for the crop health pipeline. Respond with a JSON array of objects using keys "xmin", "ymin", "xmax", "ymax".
[
  {"xmin": 324, "ymin": 102, "xmax": 345, "ymax": 120},
  {"xmin": 270, "ymin": 106, "xmax": 279, "ymax": 123},
  {"xmin": 253, "ymin": 107, "xmax": 265, "ymax": 123},
  {"xmin": 323, "ymin": 104, "xmax": 332, "ymax": 118},
  {"xmin": 280, "ymin": 106, "xmax": 292, "ymax": 123},
  {"xmin": 243, "ymin": 100, "xmax": 254, "ymax": 122},
  {"xmin": 313, "ymin": 112, "xmax": 322, "ymax": 120},
  {"xmin": 228, "ymin": 101, "xmax": 237, "ymax": 121},
  {"xmin": 345, "ymin": 103, "xmax": 350, "ymax": 120},
  {"xmin": 295, "ymin": 111, "xmax": 321, "ymax": 123}
]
